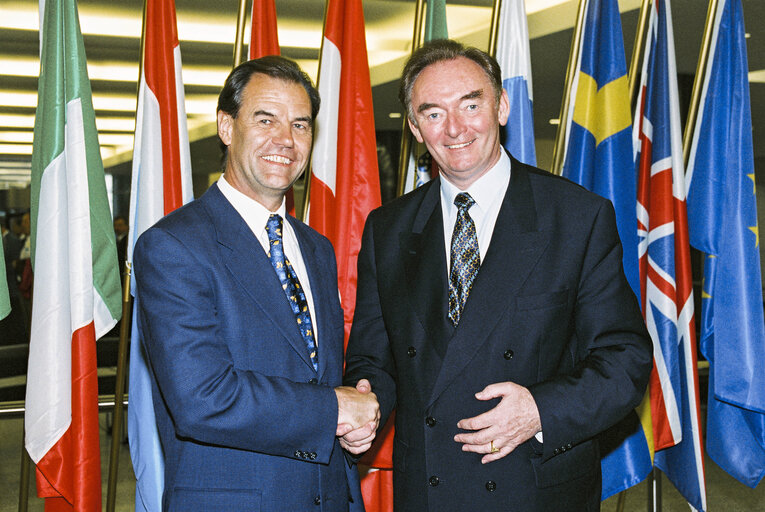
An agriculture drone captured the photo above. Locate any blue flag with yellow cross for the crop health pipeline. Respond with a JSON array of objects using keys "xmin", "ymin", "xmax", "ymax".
[{"xmin": 561, "ymin": 0, "xmax": 652, "ymax": 500}]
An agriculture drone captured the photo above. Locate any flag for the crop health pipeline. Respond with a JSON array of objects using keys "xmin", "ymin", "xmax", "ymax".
[
  {"xmin": 686, "ymin": 0, "xmax": 765, "ymax": 488},
  {"xmin": 307, "ymin": 0, "xmax": 383, "ymax": 509},
  {"xmin": 0, "ymin": 242, "xmax": 9, "ymax": 320},
  {"xmin": 402, "ymin": 0, "xmax": 448, "ymax": 193},
  {"xmin": 25, "ymin": 0, "xmax": 122, "ymax": 509},
  {"xmin": 560, "ymin": 0, "xmax": 652, "ymax": 499},
  {"xmin": 127, "ymin": 0, "xmax": 193, "ymax": 510},
  {"xmin": 424, "ymin": 0, "xmax": 448, "ymax": 42},
  {"xmin": 634, "ymin": 0, "xmax": 706, "ymax": 508},
  {"xmin": 248, "ymin": 0, "xmax": 279, "ymax": 59},
  {"xmin": 495, "ymin": 0, "xmax": 536, "ymax": 166}
]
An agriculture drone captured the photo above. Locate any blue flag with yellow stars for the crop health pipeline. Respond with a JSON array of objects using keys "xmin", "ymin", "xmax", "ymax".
[{"xmin": 686, "ymin": 0, "xmax": 765, "ymax": 488}]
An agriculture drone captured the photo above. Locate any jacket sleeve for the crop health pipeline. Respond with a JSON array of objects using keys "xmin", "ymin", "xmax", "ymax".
[
  {"xmin": 344, "ymin": 211, "xmax": 398, "ymax": 428},
  {"xmin": 527, "ymin": 200, "xmax": 652, "ymax": 461}
]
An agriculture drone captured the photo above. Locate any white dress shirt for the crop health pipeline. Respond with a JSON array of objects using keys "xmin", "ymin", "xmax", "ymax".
[
  {"xmin": 440, "ymin": 150, "xmax": 512, "ymax": 272},
  {"xmin": 218, "ymin": 175, "xmax": 319, "ymax": 345}
]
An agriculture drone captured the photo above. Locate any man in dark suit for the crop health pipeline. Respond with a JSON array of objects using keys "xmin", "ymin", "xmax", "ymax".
[
  {"xmin": 343, "ymin": 40, "xmax": 652, "ymax": 511},
  {"xmin": 134, "ymin": 56, "xmax": 378, "ymax": 511}
]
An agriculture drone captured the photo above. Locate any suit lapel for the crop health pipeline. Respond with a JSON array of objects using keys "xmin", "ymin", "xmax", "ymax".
[
  {"xmin": 428, "ymin": 161, "xmax": 549, "ymax": 407},
  {"xmin": 206, "ymin": 186, "xmax": 316, "ymax": 371},
  {"xmin": 401, "ymin": 179, "xmax": 454, "ymax": 360}
]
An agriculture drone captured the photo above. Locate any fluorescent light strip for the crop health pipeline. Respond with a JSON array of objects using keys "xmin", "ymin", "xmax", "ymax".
[{"xmin": 0, "ymin": 90, "xmax": 219, "ymax": 115}]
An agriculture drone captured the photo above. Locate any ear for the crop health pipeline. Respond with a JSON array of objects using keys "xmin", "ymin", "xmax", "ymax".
[
  {"xmin": 408, "ymin": 117, "xmax": 424, "ymax": 143},
  {"xmin": 498, "ymin": 89, "xmax": 510, "ymax": 127},
  {"xmin": 217, "ymin": 110, "xmax": 233, "ymax": 147}
]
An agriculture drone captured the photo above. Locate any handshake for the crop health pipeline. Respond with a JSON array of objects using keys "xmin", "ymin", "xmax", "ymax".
[{"xmin": 334, "ymin": 379, "xmax": 380, "ymax": 455}]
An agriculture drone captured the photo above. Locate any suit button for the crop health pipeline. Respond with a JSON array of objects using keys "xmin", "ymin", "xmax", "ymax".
[
  {"xmin": 407, "ymin": 346, "xmax": 417, "ymax": 357},
  {"xmin": 566, "ymin": 443, "xmax": 573, "ymax": 450},
  {"xmin": 425, "ymin": 416, "xmax": 436, "ymax": 427},
  {"xmin": 294, "ymin": 450, "xmax": 301, "ymax": 457},
  {"xmin": 485, "ymin": 481, "xmax": 496, "ymax": 492},
  {"xmin": 314, "ymin": 495, "xmax": 321, "ymax": 505},
  {"xmin": 429, "ymin": 475, "xmax": 440, "ymax": 487},
  {"xmin": 308, "ymin": 378, "xmax": 318, "ymax": 384},
  {"xmin": 553, "ymin": 448, "xmax": 561, "ymax": 455},
  {"xmin": 503, "ymin": 349, "xmax": 514, "ymax": 360},
  {"xmin": 309, "ymin": 452, "xmax": 317, "ymax": 460}
]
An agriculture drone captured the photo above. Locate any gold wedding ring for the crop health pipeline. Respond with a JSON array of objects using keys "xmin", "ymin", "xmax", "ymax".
[{"xmin": 490, "ymin": 440, "xmax": 499, "ymax": 453}]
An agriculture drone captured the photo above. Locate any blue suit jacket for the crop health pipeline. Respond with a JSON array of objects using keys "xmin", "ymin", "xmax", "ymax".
[
  {"xmin": 345, "ymin": 158, "xmax": 652, "ymax": 511},
  {"xmin": 134, "ymin": 184, "xmax": 362, "ymax": 511}
]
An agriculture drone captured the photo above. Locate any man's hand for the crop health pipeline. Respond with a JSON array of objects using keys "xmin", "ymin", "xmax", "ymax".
[
  {"xmin": 335, "ymin": 379, "xmax": 380, "ymax": 454},
  {"xmin": 453, "ymin": 381, "xmax": 541, "ymax": 464}
]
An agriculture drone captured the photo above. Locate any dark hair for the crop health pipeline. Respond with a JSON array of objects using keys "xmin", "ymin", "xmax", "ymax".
[
  {"xmin": 217, "ymin": 55, "xmax": 320, "ymax": 120},
  {"xmin": 399, "ymin": 39, "xmax": 503, "ymax": 122},
  {"xmin": 216, "ymin": 56, "xmax": 320, "ymax": 158}
]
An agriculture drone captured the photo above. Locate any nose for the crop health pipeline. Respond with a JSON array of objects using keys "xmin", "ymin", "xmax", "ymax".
[
  {"xmin": 444, "ymin": 112, "xmax": 464, "ymax": 139},
  {"xmin": 272, "ymin": 122, "xmax": 295, "ymax": 148}
]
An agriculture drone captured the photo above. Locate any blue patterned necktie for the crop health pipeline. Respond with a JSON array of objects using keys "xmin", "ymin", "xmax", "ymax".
[
  {"xmin": 448, "ymin": 193, "xmax": 480, "ymax": 326},
  {"xmin": 266, "ymin": 214, "xmax": 318, "ymax": 371}
]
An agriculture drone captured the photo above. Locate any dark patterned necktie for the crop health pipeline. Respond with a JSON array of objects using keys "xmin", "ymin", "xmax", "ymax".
[
  {"xmin": 266, "ymin": 214, "xmax": 318, "ymax": 371},
  {"xmin": 448, "ymin": 193, "xmax": 480, "ymax": 326}
]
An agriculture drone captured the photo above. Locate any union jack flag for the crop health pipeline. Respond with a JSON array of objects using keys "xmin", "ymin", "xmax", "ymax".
[{"xmin": 633, "ymin": 0, "xmax": 706, "ymax": 509}]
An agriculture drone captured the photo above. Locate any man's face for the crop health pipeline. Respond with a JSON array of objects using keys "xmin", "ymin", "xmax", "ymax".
[
  {"xmin": 408, "ymin": 57, "xmax": 509, "ymax": 190},
  {"xmin": 217, "ymin": 73, "xmax": 313, "ymax": 210}
]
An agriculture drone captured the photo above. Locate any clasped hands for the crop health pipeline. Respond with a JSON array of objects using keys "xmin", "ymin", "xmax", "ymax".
[
  {"xmin": 335, "ymin": 379, "xmax": 380, "ymax": 454},
  {"xmin": 453, "ymin": 381, "xmax": 542, "ymax": 464}
]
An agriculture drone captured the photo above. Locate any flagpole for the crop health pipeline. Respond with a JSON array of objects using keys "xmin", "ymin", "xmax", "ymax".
[
  {"xmin": 682, "ymin": 0, "xmax": 719, "ymax": 165},
  {"xmin": 105, "ymin": 1, "xmax": 147, "ymax": 510},
  {"xmin": 233, "ymin": 0, "xmax": 249, "ymax": 66},
  {"xmin": 550, "ymin": 0, "xmax": 588, "ymax": 175},
  {"xmin": 395, "ymin": 0, "xmax": 427, "ymax": 197},
  {"xmin": 299, "ymin": 0, "xmax": 331, "ymax": 221},
  {"xmin": 488, "ymin": 0, "xmax": 503, "ymax": 57},
  {"xmin": 628, "ymin": 0, "xmax": 651, "ymax": 104}
]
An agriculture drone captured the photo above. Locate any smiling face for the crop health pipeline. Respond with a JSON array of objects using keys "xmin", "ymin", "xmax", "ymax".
[
  {"xmin": 217, "ymin": 73, "xmax": 313, "ymax": 211},
  {"xmin": 408, "ymin": 57, "xmax": 509, "ymax": 190}
]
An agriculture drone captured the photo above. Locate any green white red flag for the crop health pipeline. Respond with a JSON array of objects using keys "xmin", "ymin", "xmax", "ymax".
[{"xmin": 25, "ymin": 0, "xmax": 122, "ymax": 509}]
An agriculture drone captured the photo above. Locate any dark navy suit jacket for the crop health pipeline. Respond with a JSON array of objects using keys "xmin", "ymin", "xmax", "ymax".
[
  {"xmin": 134, "ymin": 184, "xmax": 362, "ymax": 511},
  {"xmin": 344, "ymin": 157, "xmax": 652, "ymax": 511}
]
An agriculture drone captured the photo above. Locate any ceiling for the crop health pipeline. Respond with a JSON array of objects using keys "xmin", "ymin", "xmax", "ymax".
[{"xmin": 1, "ymin": 0, "xmax": 764, "ymax": 189}]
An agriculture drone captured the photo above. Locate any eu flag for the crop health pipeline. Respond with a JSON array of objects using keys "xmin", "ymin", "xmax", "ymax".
[{"xmin": 686, "ymin": 0, "xmax": 765, "ymax": 488}]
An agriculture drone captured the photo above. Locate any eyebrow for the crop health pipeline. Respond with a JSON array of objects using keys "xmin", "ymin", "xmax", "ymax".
[
  {"xmin": 416, "ymin": 89, "xmax": 484, "ymax": 113},
  {"xmin": 253, "ymin": 110, "xmax": 313, "ymax": 124}
]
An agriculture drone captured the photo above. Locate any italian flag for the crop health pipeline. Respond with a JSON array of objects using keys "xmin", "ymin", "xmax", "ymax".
[{"xmin": 25, "ymin": 0, "xmax": 122, "ymax": 509}]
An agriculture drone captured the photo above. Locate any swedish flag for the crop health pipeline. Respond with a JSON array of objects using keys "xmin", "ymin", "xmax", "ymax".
[{"xmin": 561, "ymin": 0, "xmax": 651, "ymax": 500}]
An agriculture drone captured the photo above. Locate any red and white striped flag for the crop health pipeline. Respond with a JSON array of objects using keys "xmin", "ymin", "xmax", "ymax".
[
  {"xmin": 127, "ymin": 0, "xmax": 193, "ymax": 510},
  {"xmin": 25, "ymin": 0, "xmax": 122, "ymax": 509},
  {"xmin": 309, "ymin": 0, "xmax": 380, "ymax": 344},
  {"xmin": 248, "ymin": 0, "xmax": 280, "ymax": 59},
  {"xmin": 307, "ymin": 1, "xmax": 387, "ymax": 509}
]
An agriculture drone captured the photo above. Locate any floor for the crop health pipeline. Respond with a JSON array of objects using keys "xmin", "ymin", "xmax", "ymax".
[{"xmin": 1, "ymin": 413, "xmax": 763, "ymax": 511}]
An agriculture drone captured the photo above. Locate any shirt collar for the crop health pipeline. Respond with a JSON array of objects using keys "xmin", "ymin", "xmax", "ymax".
[
  {"xmin": 217, "ymin": 174, "xmax": 287, "ymax": 234},
  {"xmin": 440, "ymin": 150, "xmax": 511, "ymax": 215}
]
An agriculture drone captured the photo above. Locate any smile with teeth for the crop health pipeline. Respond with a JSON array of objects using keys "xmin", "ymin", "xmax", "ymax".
[
  {"xmin": 261, "ymin": 154, "xmax": 292, "ymax": 164},
  {"xmin": 446, "ymin": 140, "xmax": 474, "ymax": 149}
]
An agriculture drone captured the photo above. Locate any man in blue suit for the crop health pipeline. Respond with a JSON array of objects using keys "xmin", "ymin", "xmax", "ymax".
[
  {"xmin": 134, "ymin": 56, "xmax": 378, "ymax": 511},
  {"xmin": 344, "ymin": 40, "xmax": 652, "ymax": 511}
]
